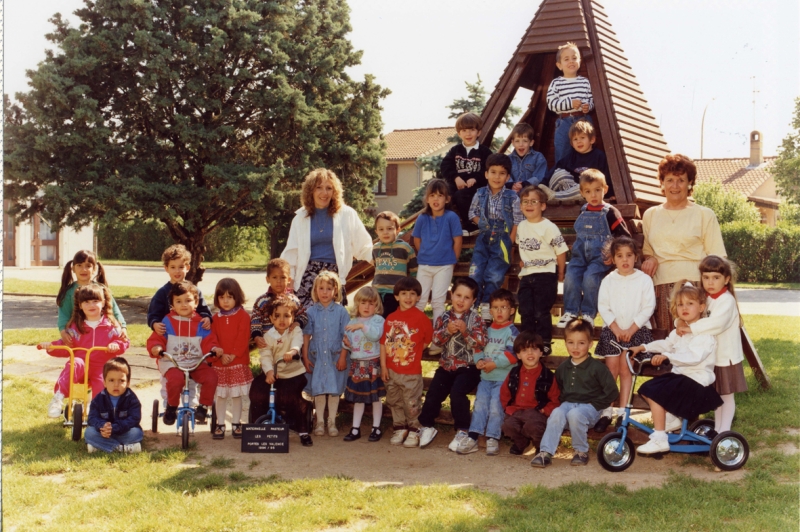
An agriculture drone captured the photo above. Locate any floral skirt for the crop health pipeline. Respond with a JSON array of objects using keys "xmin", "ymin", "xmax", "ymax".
[
  {"xmin": 213, "ymin": 364, "xmax": 254, "ymax": 398},
  {"xmin": 595, "ymin": 326, "xmax": 654, "ymax": 358},
  {"xmin": 296, "ymin": 261, "xmax": 342, "ymax": 309},
  {"xmin": 344, "ymin": 358, "xmax": 386, "ymax": 404}
]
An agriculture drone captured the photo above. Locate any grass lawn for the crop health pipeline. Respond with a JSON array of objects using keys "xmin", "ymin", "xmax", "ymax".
[
  {"xmin": 101, "ymin": 256, "xmax": 269, "ymax": 271},
  {"xmin": 4, "ymin": 279, "xmax": 154, "ymax": 299},
  {"xmin": 3, "ymin": 315, "xmax": 799, "ymax": 530},
  {"xmin": 739, "ymin": 282, "xmax": 800, "ymax": 290}
]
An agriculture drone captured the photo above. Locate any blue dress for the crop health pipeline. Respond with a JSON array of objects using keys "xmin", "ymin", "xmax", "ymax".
[{"xmin": 303, "ymin": 302, "xmax": 351, "ymax": 396}]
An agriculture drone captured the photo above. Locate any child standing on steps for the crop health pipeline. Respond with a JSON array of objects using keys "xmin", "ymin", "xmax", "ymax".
[
  {"xmin": 342, "ymin": 287, "xmax": 386, "ymax": 442},
  {"xmin": 547, "ymin": 42, "xmax": 594, "ymax": 164},
  {"xmin": 373, "ymin": 211, "xmax": 418, "ymax": 318}
]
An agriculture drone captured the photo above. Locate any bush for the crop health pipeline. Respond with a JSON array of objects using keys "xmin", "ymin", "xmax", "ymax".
[
  {"xmin": 778, "ymin": 201, "xmax": 800, "ymax": 226},
  {"xmin": 721, "ymin": 221, "xmax": 800, "ymax": 282},
  {"xmin": 693, "ymin": 181, "xmax": 761, "ymax": 225}
]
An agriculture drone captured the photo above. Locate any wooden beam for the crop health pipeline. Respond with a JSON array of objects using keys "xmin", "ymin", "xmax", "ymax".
[
  {"xmin": 740, "ymin": 327, "xmax": 771, "ymax": 389},
  {"xmin": 480, "ymin": 55, "xmax": 530, "ymax": 145}
]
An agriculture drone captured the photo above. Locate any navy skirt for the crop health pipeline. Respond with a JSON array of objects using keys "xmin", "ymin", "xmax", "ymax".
[
  {"xmin": 344, "ymin": 358, "xmax": 386, "ymax": 403},
  {"xmin": 638, "ymin": 373, "xmax": 723, "ymax": 420}
]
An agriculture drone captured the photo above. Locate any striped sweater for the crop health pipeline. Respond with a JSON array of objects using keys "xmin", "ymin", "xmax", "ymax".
[
  {"xmin": 372, "ymin": 239, "xmax": 418, "ymax": 294},
  {"xmin": 546, "ymin": 76, "xmax": 594, "ymax": 114}
]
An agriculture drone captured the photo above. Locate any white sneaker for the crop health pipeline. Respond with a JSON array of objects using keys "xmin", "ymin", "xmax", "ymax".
[
  {"xmin": 390, "ymin": 429, "xmax": 409, "ymax": 446},
  {"xmin": 480, "ymin": 303, "xmax": 492, "ymax": 322},
  {"xmin": 456, "ymin": 436, "xmax": 479, "ymax": 454},
  {"xmin": 637, "ymin": 437, "xmax": 670, "ymax": 454},
  {"xmin": 314, "ymin": 421, "xmax": 325, "ymax": 436},
  {"xmin": 556, "ymin": 313, "xmax": 576, "ymax": 328},
  {"xmin": 403, "ymin": 431, "xmax": 420, "ymax": 448},
  {"xmin": 123, "ymin": 443, "xmax": 142, "ymax": 453},
  {"xmin": 448, "ymin": 430, "xmax": 469, "ymax": 452},
  {"xmin": 427, "ymin": 344, "xmax": 443, "ymax": 356},
  {"xmin": 486, "ymin": 438, "xmax": 500, "ymax": 456},
  {"xmin": 418, "ymin": 427, "xmax": 438, "ymax": 448},
  {"xmin": 462, "ymin": 229, "xmax": 470, "ymax": 237},
  {"xmin": 48, "ymin": 392, "xmax": 65, "ymax": 418},
  {"xmin": 580, "ymin": 314, "xmax": 595, "ymax": 323},
  {"xmin": 665, "ymin": 413, "xmax": 683, "ymax": 432},
  {"xmin": 328, "ymin": 421, "xmax": 339, "ymax": 437},
  {"xmin": 87, "ymin": 444, "xmax": 98, "ymax": 454}
]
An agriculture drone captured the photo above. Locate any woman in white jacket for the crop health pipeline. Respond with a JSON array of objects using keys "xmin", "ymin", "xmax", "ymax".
[{"xmin": 281, "ymin": 168, "xmax": 373, "ymax": 308}]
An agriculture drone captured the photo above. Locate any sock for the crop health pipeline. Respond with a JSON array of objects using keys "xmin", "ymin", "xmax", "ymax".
[
  {"xmin": 650, "ymin": 430, "xmax": 667, "ymax": 442},
  {"xmin": 715, "ymin": 394, "xmax": 736, "ymax": 432},
  {"xmin": 601, "ymin": 406, "xmax": 613, "ymax": 418},
  {"xmin": 230, "ymin": 397, "xmax": 243, "ymax": 424},
  {"xmin": 327, "ymin": 395, "xmax": 340, "ymax": 424},
  {"xmin": 371, "ymin": 401, "xmax": 383, "ymax": 427},
  {"xmin": 352, "ymin": 403, "xmax": 365, "ymax": 430},
  {"xmin": 214, "ymin": 396, "xmax": 228, "ymax": 427},
  {"xmin": 314, "ymin": 395, "xmax": 327, "ymax": 424},
  {"xmin": 468, "ymin": 431, "xmax": 480, "ymax": 441}
]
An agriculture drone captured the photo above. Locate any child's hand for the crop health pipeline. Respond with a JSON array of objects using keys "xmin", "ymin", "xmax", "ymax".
[
  {"xmin": 455, "ymin": 320, "xmax": 467, "ymax": 335},
  {"xmin": 150, "ymin": 346, "xmax": 163, "ymax": 357},
  {"xmin": 557, "ymin": 272, "xmax": 565, "ymax": 283},
  {"xmin": 200, "ymin": 317, "xmax": 212, "ymax": 330},
  {"xmin": 59, "ymin": 330, "xmax": 74, "ymax": 347},
  {"xmin": 109, "ymin": 343, "xmax": 120, "ymax": 353},
  {"xmin": 580, "ymin": 102, "xmax": 590, "ymax": 113},
  {"xmin": 447, "ymin": 321, "xmax": 459, "ymax": 334},
  {"xmin": 289, "ymin": 321, "xmax": 301, "ymax": 331},
  {"xmin": 628, "ymin": 345, "xmax": 646, "ymax": 356},
  {"xmin": 345, "ymin": 323, "xmax": 364, "ymax": 332},
  {"xmin": 283, "ymin": 351, "xmax": 296, "ymax": 363},
  {"xmin": 342, "ymin": 335, "xmax": 353, "ymax": 349},
  {"xmin": 455, "ymin": 177, "xmax": 467, "ymax": 190},
  {"xmin": 675, "ymin": 325, "xmax": 692, "ymax": 337},
  {"xmin": 336, "ymin": 356, "xmax": 347, "ymax": 371},
  {"xmin": 153, "ymin": 322, "xmax": 167, "ymax": 336},
  {"xmin": 466, "ymin": 178, "xmax": 476, "ymax": 188},
  {"xmin": 221, "ymin": 353, "xmax": 235, "ymax": 365},
  {"xmin": 265, "ymin": 370, "xmax": 276, "ymax": 384},
  {"xmin": 609, "ymin": 322, "xmax": 624, "ymax": 341},
  {"xmin": 100, "ymin": 422, "xmax": 112, "ymax": 438},
  {"xmin": 572, "ymin": 99, "xmax": 582, "ymax": 110},
  {"xmin": 481, "ymin": 360, "xmax": 497, "ymax": 373},
  {"xmin": 512, "ymin": 182, "xmax": 523, "ymax": 192},
  {"xmin": 255, "ymin": 336, "xmax": 268, "ymax": 349},
  {"xmin": 620, "ymin": 324, "xmax": 640, "ymax": 343},
  {"xmin": 212, "ymin": 347, "xmax": 224, "ymax": 357},
  {"xmin": 476, "ymin": 359, "xmax": 485, "ymax": 370},
  {"xmin": 381, "ymin": 367, "xmax": 389, "ymax": 382},
  {"xmin": 303, "ymin": 356, "xmax": 314, "ymax": 373},
  {"xmin": 651, "ymin": 355, "xmax": 667, "ymax": 366},
  {"xmin": 119, "ymin": 328, "xmax": 129, "ymax": 342}
]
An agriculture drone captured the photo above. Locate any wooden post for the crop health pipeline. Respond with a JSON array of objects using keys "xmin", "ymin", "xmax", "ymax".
[{"xmin": 740, "ymin": 327, "xmax": 771, "ymax": 390}]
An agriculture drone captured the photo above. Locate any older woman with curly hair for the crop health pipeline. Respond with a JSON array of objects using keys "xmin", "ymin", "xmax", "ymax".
[
  {"xmin": 641, "ymin": 154, "xmax": 726, "ymax": 331},
  {"xmin": 281, "ymin": 168, "xmax": 373, "ymax": 308}
]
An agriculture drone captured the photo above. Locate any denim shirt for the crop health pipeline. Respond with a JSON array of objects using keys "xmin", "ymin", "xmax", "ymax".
[
  {"xmin": 509, "ymin": 150, "xmax": 548, "ymax": 187},
  {"xmin": 471, "ymin": 187, "xmax": 522, "ymax": 234}
]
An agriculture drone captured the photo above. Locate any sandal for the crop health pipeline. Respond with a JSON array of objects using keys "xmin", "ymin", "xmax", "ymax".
[
  {"xmin": 232, "ymin": 423, "xmax": 243, "ymax": 439},
  {"xmin": 213, "ymin": 425, "xmax": 225, "ymax": 440}
]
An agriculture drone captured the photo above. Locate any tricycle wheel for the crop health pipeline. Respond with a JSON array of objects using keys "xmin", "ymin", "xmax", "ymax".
[
  {"xmin": 597, "ymin": 432, "xmax": 635, "ymax": 472},
  {"xmin": 210, "ymin": 403, "xmax": 217, "ymax": 430},
  {"xmin": 710, "ymin": 431, "xmax": 749, "ymax": 471},
  {"xmin": 71, "ymin": 404, "xmax": 83, "ymax": 442},
  {"xmin": 152, "ymin": 399, "xmax": 160, "ymax": 433},
  {"xmin": 254, "ymin": 414, "xmax": 273, "ymax": 425},
  {"xmin": 181, "ymin": 411, "xmax": 191, "ymax": 449},
  {"xmin": 689, "ymin": 419, "xmax": 715, "ymax": 438}
]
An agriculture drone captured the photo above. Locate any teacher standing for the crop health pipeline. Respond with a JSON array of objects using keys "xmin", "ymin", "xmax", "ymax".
[
  {"xmin": 282, "ymin": 168, "xmax": 373, "ymax": 308},
  {"xmin": 641, "ymin": 154, "xmax": 726, "ymax": 331}
]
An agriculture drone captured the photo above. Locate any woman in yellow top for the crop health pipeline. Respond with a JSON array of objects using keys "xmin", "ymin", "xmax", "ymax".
[{"xmin": 641, "ymin": 154, "xmax": 726, "ymax": 331}]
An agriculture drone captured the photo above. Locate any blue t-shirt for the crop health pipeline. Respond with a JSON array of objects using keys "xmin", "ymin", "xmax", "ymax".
[
  {"xmin": 412, "ymin": 210, "xmax": 461, "ymax": 266},
  {"xmin": 309, "ymin": 208, "xmax": 336, "ymax": 263},
  {"xmin": 109, "ymin": 394, "xmax": 120, "ymax": 408}
]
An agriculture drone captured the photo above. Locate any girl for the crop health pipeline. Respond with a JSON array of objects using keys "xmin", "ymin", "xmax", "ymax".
[
  {"xmin": 210, "ymin": 278, "xmax": 253, "ymax": 440},
  {"xmin": 56, "ymin": 250, "xmax": 127, "ymax": 346},
  {"xmin": 677, "ymin": 255, "xmax": 747, "ymax": 435},
  {"xmin": 302, "ymin": 271, "xmax": 351, "ymax": 437},
  {"xmin": 630, "ymin": 281, "xmax": 723, "ymax": 455},
  {"xmin": 412, "ymin": 178, "xmax": 463, "ymax": 332},
  {"xmin": 593, "ymin": 236, "xmax": 656, "ymax": 431},
  {"xmin": 254, "ymin": 296, "xmax": 313, "ymax": 446},
  {"xmin": 40, "ymin": 284, "xmax": 130, "ymax": 417},
  {"xmin": 342, "ymin": 287, "xmax": 386, "ymax": 442}
]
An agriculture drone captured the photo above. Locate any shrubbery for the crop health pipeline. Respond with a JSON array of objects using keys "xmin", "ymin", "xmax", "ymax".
[{"xmin": 721, "ymin": 221, "xmax": 800, "ymax": 282}]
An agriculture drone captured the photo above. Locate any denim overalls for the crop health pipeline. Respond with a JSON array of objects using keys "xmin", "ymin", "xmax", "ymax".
[
  {"xmin": 469, "ymin": 188, "xmax": 516, "ymax": 304},
  {"xmin": 563, "ymin": 203, "xmax": 612, "ymax": 318}
]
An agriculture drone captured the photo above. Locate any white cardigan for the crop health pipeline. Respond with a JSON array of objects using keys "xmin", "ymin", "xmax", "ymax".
[
  {"xmin": 644, "ymin": 331, "xmax": 717, "ymax": 387},
  {"xmin": 597, "ymin": 269, "xmax": 656, "ymax": 329},
  {"xmin": 281, "ymin": 205, "xmax": 373, "ymax": 292},
  {"xmin": 690, "ymin": 291, "xmax": 744, "ymax": 366}
]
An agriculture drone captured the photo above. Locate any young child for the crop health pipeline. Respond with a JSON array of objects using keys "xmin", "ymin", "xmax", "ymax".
[
  {"xmin": 417, "ymin": 277, "xmax": 486, "ymax": 451},
  {"xmin": 56, "ymin": 249, "xmax": 127, "ymax": 346},
  {"xmin": 516, "ymin": 186, "xmax": 569, "ymax": 354},
  {"xmin": 631, "ymin": 281, "xmax": 723, "ymax": 455},
  {"xmin": 250, "ymin": 258, "xmax": 308, "ymax": 348},
  {"xmin": 302, "ymin": 270, "xmax": 351, "ymax": 437},
  {"xmin": 342, "ymin": 287, "xmax": 387, "ymax": 442},
  {"xmin": 468, "ymin": 153, "xmax": 523, "ymax": 320},
  {"xmin": 256, "ymin": 295, "xmax": 313, "ymax": 446},
  {"xmin": 42, "ymin": 284, "xmax": 130, "ymax": 417},
  {"xmin": 440, "ymin": 112, "xmax": 494, "ymax": 234},
  {"xmin": 147, "ymin": 244, "xmax": 213, "ymax": 334},
  {"xmin": 85, "ymin": 357, "xmax": 143, "ymax": 453},
  {"xmin": 531, "ymin": 319, "xmax": 618, "ymax": 467},
  {"xmin": 412, "ymin": 178, "xmax": 463, "ymax": 327},
  {"xmin": 507, "ymin": 123, "xmax": 548, "ymax": 191},
  {"xmin": 593, "ymin": 236, "xmax": 656, "ymax": 432},
  {"xmin": 547, "ymin": 42, "xmax": 594, "ymax": 163},
  {"xmin": 380, "ymin": 277, "xmax": 434, "ymax": 448},
  {"xmin": 558, "ymin": 170, "xmax": 631, "ymax": 327},
  {"xmin": 373, "ymin": 211, "xmax": 418, "ymax": 318},
  {"xmin": 458, "ymin": 289, "xmax": 520, "ymax": 455},
  {"xmin": 676, "ymin": 256, "xmax": 747, "ymax": 436},
  {"xmin": 500, "ymin": 332, "xmax": 561, "ymax": 455},
  {"xmin": 147, "ymin": 281, "xmax": 223, "ymax": 426},
  {"xmin": 210, "ymin": 278, "xmax": 253, "ymax": 440}
]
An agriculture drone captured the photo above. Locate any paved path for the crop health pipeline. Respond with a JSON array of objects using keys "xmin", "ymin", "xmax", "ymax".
[{"xmin": 2, "ymin": 295, "xmax": 150, "ymax": 329}]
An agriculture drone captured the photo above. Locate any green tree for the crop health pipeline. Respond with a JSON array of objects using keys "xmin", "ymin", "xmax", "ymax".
[
  {"xmin": 778, "ymin": 201, "xmax": 800, "ymax": 226},
  {"xmin": 445, "ymin": 75, "xmax": 521, "ymax": 150},
  {"xmin": 771, "ymin": 97, "xmax": 800, "ymax": 205},
  {"xmin": 693, "ymin": 181, "xmax": 761, "ymax": 225},
  {"xmin": 4, "ymin": 0, "xmax": 388, "ymax": 283}
]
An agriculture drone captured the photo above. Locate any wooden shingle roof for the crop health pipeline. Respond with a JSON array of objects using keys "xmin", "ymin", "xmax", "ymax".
[
  {"xmin": 695, "ymin": 157, "xmax": 777, "ymax": 198},
  {"xmin": 385, "ymin": 127, "xmax": 455, "ymax": 161}
]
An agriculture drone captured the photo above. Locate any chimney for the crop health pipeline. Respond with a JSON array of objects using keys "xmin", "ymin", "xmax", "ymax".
[{"xmin": 749, "ymin": 130, "xmax": 763, "ymax": 167}]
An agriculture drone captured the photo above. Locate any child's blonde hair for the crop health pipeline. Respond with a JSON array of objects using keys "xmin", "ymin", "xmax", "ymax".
[
  {"xmin": 351, "ymin": 286, "xmax": 383, "ymax": 317},
  {"xmin": 579, "ymin": 169, "xmax": 607, "ymax": 189},
  {"xmin": 557, "ymin": 42, "xmax": 581, "ymax": 63},
  {"xmin": 70, "ymin": 284, "xmax": 119, "ymax": 334},
  {"xmin": 569, "ymin": 120, "xmax": 595, "ymax": 140},
  {"xmin": 311, "ymin": 271, "xmax": 342, "ymax": 304},
  {"xmin": 669, "ymin": 281, "xmax": 706, "ymax": 319},
  {"xmin": 301, "ymin": 168, "xmax": 344, "ymax": 218}
]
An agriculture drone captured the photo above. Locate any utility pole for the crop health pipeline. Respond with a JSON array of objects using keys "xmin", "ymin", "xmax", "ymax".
[{"xmin": 700, "ymin": 98, "xmax": 715, "ymax": 159}]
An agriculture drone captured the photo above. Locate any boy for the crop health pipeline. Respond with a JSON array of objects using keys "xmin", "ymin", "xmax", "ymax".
[
  {"xmin": 500, "ymin": 332, "xmax": 561, "ymax": 455},
  {"xmin": 85, "ymin": 357, "xmax": 143, "ymax": 454},
  {"xmin": 147, "ymin": 281, "xmax": 224, "ymax": 425},
  {"xmin": 147, "ymin": 244, "xmax": 213, "ymax": 335},
  {"xmin": 457, "ymin": 289, "xmax": 519, "ymax": 456},
  {"xmin": 531, "ymin": 319, "xmax": 617, "ymax": 467},
  {"xmin": 558, "ymin": 170, "xmax": 630, "ymax": 326},
  {"xmin": 507, "ymin": 123, "xmax": 547, "ymax": 191},
  {"xmin": 516, "ymin": 186, "xmax": 569, "ymax": 354},
  {"xmin": 440, "ymin": 112, "xmax": 494, "ymax": 235},
  {"xmin": 373, "ymin": 211, "xmax": 418, "ymax": 318},
  {"xmin": 380, "ymin": 277, "xmax": 434, "ymax": 448},
  {"xmin": 468, "ymin": 153, "xmax": 523, "ymax": 320},
  {"xmin": 547, "ymin": 42, "xmax": 594, "ymax": 163},
  {"xmin": 417, "ymin": 277, "xmax": 486, "ymax": 451},
  {"xmin": 250, "ymin": 258, "xmax": 307, "ymax": 348}
]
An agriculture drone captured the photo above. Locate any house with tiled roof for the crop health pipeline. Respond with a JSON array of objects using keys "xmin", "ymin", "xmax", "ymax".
[
  {"xmin": 695, "ymin": 131, "xmax": 782, "ymax": 226},
  {"xmin": 374, "ymin": 127, "xmax": 456, "ymax": 215}
]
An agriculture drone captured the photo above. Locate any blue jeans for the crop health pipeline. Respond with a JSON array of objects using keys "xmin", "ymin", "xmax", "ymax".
[
  {"xmin": 539, "ymin": 402, "xmax": 601, "ymax": 454},
  {"xmin": 563, "ymin": 235, "xmax": 608, "ymax": 318},
  {"xmin": 468, "ymin": 380, "xmax": 505, "ymax": 440},
  {"xmin": 469, "ymin": 230, "xmax": 511, "ymax": 304},
  {"xmin": 554, "ymin": 115, "xmax": 592, "ymax": 163},
  {"xmin": 84, "ymin": 426, "xmax": 144, "ymax": 453}
]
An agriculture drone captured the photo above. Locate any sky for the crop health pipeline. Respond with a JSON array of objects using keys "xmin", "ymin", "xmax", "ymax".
[{"xmin": 5, "ymin": 0, "xmax": 799, "ymax": 159}]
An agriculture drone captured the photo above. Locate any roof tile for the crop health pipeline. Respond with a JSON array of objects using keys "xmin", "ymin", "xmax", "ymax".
[
  {"xmin": 385, "ymin": 127, "xmax": 455, "ymax": 161},
  {"xmin": 695, "ymin": 157, "xmax": 777, "ymax": 197}
]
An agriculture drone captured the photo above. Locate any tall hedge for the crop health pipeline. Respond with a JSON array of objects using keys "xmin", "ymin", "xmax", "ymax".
[{"xmin": 721, "ymin": 222, "xmax": 800, "ymax": 282}]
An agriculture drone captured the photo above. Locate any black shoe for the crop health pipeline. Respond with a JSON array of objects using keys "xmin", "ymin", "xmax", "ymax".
[
  {"xmin": 368, "ymin": 427, "xmax": 383, "ymax": 442},
  {"xmin": 212, "ymin": 425, "xmax": 225, "ymax": 440},
  {"xmin": 300, "ymin": 434, "xmax": 313, "ymax": 447},
  {"xmin": 531, "ymin": 451, "xmax": 552, "ymax": 468},
  {"xmin": 232, "ymin": 423, "xmax": 243, "ymax": 439},
  {"xmin": 571, "ymin": 452, "xmax": 589, "ymax": 466},
  {"xmin": 706, "ymin": 429, "xmax": 719, "ymax": 440},
  {"xmin": 543, "ymin": 344, "xmax": 552, "ymax": 356},
  {"xmin": 343, "ymin": 428, "xmax": 361, "ymax": 442},
  {"xmin": 509, "ymin": 444, "xmax": 524, "ymax": 456},
  {"xmin": 163, "ymin": 405, "xmax": 178, "ymax": 426},
  {"xmin": 593, "ymin": 416, "xmax": 612, "ymax": 433},
  {"xmin": 194, "ymin": 405, "xmax": 208, "ymax": 425}
]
